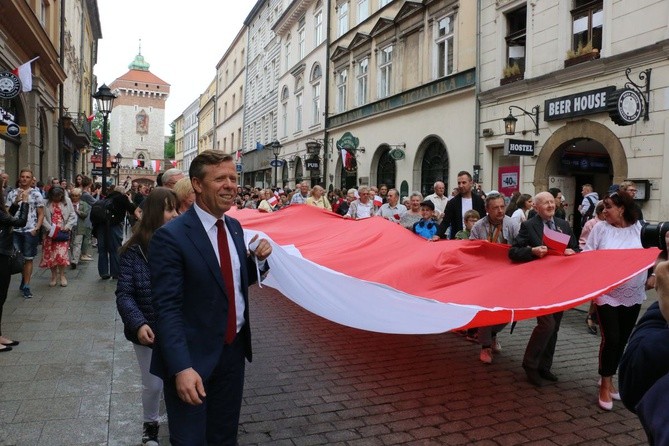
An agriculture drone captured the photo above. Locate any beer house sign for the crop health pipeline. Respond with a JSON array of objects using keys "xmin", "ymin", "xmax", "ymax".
[{"xmin": 544, "ymin": 86, "xmax": 643, "ymax": 126}]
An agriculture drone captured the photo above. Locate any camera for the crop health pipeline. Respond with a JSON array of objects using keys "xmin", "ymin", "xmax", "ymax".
[{"xmin": 640, "ymin": 222, "xmax": 669, "ymax": 251}]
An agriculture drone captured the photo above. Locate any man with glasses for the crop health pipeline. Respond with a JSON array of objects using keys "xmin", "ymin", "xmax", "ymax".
[
  {"xmin": 344, "ymin": 186, "xmax": 376, "ymax": 220},
  {"xmin": 619, "ymin": 180, "xmax": 644, "ymax": 222}
]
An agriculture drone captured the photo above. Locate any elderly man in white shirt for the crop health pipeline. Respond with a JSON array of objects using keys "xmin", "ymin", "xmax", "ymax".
[{"xmin": 424, "ymin": 181, "xmax": 448, "ymax": 222}]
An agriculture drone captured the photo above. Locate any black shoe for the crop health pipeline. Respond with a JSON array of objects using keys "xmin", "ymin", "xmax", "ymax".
[
  {"xmin": 70, "ymin": 263, "xmax": 77, "ymax": 270},
  {"xmin": 100, "ymin": 274, "xmax": 111, "ymax": 280},
  {"xmin": 539, "ymin": 369, "xmax": 559, "ymax": 382},
  {"xmin": 0, "ymin": 346, "xmax": 13, "ymax": 353},
  {"xmin": 142, "ymin": 421, "xmax": 159, "ymax": 445},
  {"xmin": 523, "ymin": 366, "xmax": 547, "ymax": 387}
]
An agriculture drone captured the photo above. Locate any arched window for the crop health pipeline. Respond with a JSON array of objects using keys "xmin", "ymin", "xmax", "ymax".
[
  {"xmin": 377, "ymin": 146, "xmax": 396, "ymax": 189},
  {"xmin": 420, "ymin": 140, "xmax": 449, "ymax": 196},
  {"xmin": 281, "ymin": 85, "xmax": 289, "ymax": 101},
  {"xmin": 310, "ymin": 63, "xmax": 322, "ymax": 82}
]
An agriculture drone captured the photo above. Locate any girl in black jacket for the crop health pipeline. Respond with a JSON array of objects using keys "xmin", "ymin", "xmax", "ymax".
[
  {"xmin": 116, "ymin": 187, "xmax": 178, "ymax": 445},
  {"xmin": 0, "ymin": 189, "xmax": 29, "ymax": 352}
]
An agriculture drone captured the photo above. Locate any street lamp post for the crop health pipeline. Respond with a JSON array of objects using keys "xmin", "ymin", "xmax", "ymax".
[
  {"xmin": 270, "ymin": 140, "xmax": 282, "ymax": 189},
  {"xmin": 92, "ymin": 84, "xmax": 116, "ymax": 195},
  {"xmin": 114, "ymin": 153, "xmax": 123, "ymax": 186}
]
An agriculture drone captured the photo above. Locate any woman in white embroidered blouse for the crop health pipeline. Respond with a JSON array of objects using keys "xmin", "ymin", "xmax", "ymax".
[{"xmin": 584, "ymin": 192, "xmax": 651, "ymax": 411}]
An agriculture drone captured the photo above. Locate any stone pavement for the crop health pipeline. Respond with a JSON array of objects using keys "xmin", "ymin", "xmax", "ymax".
[{"xmin": 0, "ymin": 250, "xmax": 651, "ymax": 445}]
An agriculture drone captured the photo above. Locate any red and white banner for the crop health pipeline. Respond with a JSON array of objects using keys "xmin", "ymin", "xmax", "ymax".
[
  {"xmin": 151, "ymin": 160, "xmax": 161, "ymax": 172},
  {"xmin": 228, "ymin": 205, "xmax": 658, "ymax": 334}
]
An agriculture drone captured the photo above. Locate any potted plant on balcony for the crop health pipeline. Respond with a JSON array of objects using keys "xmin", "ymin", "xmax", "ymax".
[
  {"xmin": 564, "ymin": 40, "xmax": 600, "ymax": 68},
  {"xmin": 500, "ymin": 62, "xmax": 523, "ymax": 85}
]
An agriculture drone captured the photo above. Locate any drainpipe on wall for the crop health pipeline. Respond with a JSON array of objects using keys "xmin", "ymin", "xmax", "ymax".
[
  {"xmin": 323, "ymin": 0, "xmax": 332, "ymax": 191},
  {"xmin": 58, "ymin": 0, "xmax": 66, "ymax": 181},
  {"xmin": 474, "ymin": 0, "xmax": 482, "ymax": 187}
]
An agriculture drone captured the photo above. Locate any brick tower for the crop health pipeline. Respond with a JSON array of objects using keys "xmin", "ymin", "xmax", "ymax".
[{"xmin": 109, "ymin": 47, "xmax": 170, "ymax": 171}]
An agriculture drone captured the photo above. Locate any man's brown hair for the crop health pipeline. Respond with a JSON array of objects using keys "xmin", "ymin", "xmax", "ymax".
[{"xmin": 189, "ymin": 150, "xmax": 234, "ymax": 181}]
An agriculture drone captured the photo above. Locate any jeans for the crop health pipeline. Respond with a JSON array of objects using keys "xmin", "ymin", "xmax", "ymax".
[{"xmin": 97, "ymin": 224, "xmax": 122, "ymax": 277}]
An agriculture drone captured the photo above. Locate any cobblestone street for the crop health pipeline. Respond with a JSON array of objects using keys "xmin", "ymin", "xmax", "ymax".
[{"xmin": 0, "ymin": 252, "xmax": 650, "ymax": 445}]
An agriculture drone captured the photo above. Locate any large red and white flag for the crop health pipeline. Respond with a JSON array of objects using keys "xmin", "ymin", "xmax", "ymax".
[
  {"xmin": 151, "ymin": 160, "xmax": 161, "ymax": 172},
  {"xmin": 228, "ymin": 205, "xmax": 658, "ymax": 334},
  {"xmin": 11, "ymin": 57, "xmax": 39, "ymax": 92}
]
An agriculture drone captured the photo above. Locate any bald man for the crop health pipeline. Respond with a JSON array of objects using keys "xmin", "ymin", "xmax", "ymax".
[{"xmin": 509, "ymin": 191, "xmax": 579, "ymax": 386}]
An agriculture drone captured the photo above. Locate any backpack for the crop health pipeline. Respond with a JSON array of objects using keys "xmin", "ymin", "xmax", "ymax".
[
  {"xmin": 580, "ymin": 196, "xmax": 596, "ymax": 226},
  {"xmin": 90, "ymin": 197, "xmax": 116, "ymax": 226}
]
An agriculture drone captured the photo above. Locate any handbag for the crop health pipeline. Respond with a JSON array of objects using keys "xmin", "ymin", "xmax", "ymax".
[
  {"xmin": 49, "ymin": 225, "xmax": 71, "ymax": 242},
  {"xmin": 53, "ymin": 231, "xmax": 70, "ymax": 242},
  {"xmin": 10, "ymin": 249, "xmax": 24, "ymax": 275}
]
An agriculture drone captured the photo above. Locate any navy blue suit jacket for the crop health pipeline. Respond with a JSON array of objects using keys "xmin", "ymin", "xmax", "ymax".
[{"xmin": 149, "ymin": 207, "xmax": 257, "ymax": 380}]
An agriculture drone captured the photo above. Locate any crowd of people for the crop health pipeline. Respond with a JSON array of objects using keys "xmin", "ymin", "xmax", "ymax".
[{"xmin": 0, "ymin": 163, "xmax": 662, "ymax": 444}]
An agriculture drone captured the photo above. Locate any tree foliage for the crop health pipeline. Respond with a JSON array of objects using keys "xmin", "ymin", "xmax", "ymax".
[{"xmin": 164, "ymin": 122, "xmax": 175, "ymax": 159}]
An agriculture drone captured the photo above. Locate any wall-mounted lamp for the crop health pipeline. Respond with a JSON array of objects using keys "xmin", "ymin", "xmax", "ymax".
[
  {"xmin": 473, "ymin": 164, "xmax": 481, "ymax": 183},
  {"xmin": 503, "ymin": 105, "xmax": 540, "ymax": 136},
  {"xmin": 287, "ymin": 156, "xmax": 296, "ymax": 169}
]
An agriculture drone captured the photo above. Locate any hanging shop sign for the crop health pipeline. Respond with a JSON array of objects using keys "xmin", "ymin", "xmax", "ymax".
[
  {"xmin": 504, "ymin": 138, "xmax": 535, "ymax": 156},
  {"xmin": 544, "ymin": 86, "xmax": 615, "ymax": 121},
  {"xmin": 305, "ymin": 158, "xmax": 321, "ymax": 172},
  {"xmin": 607, "ymin": 88, "xmax": 643, "ymax": 126},
  {"xmin": 0, "ymin": 71, "xmax": 21, "ymax": 99},
  {"xmin": 337, "ymin": 132, "xmax": 360, "ymax": 151}
]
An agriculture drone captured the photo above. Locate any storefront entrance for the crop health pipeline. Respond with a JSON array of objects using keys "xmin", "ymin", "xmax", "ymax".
[{"xmin": 536, "ymin": 120, "xmax": 627, "ymax": 234}]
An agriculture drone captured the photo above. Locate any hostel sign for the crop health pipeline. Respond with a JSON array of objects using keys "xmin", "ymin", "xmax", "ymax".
[{"xmin": 544, "ymin": 86, "xmax": 615, "ymax": 121}]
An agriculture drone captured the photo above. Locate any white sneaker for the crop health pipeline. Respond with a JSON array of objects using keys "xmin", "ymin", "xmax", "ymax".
[
  {"xmin": 492, "ymin": 339, "xmax": 502, "ymax": 354},
  {"xmin": 480, "ymin": 348, "xmax": 493, "ymax": 364}
]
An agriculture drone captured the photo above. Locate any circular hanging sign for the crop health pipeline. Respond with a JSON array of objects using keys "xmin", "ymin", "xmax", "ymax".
[
  {"xmin": 6, "ymin": 123, "xmax": 20, "ymax": 137},
  {"xmin": 0, "ymin": 71, "xmax": 21, "ymax": 99},
  {"xmin": 607, "ymin": 88, "xmax": 643, "ymax": 126}
]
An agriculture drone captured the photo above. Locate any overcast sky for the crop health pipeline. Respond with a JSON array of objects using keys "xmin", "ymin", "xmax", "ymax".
[{"xmin": 94, "ymin": 0, "xmax": 256, "ymax": 134}]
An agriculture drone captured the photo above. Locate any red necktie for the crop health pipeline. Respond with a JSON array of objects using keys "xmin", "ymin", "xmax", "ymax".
[{"xmin": 215, "ymin": 220, "xmax": 237, "ymax": 344}]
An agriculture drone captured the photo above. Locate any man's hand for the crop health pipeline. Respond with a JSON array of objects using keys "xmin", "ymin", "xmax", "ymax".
[
  {"xmin": 175, "ymin": 368, "xmax": 206, "ymax": 405},
  {"xmin": 249, "ymin": 235, "xmax": 272, "ymax": 261},
  {"xmin": 531, "ymin": 246, "xmax": 549, "ymax": 258},
  {"xmin": 136, "ymin": 324, "xmax": 155, "ymax": 345}
]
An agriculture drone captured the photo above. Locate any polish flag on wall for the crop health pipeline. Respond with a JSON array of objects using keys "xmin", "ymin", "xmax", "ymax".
[
  {"xmin": 151, "ymin": 160, "xmax": 161, "ymax": 172},
  {"xmin": 228, "ymin": 205, "xmax": 658, "ymax": 334},
  {"xmin": 11, "ymin": 57, "xmax": 39, "ymax": 92},
  {"xmin": 340, "ymin": 148, "xmax": 352, "ymax": 170}
]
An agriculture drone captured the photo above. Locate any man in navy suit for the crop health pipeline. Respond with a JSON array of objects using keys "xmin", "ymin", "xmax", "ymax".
[
  {"xmin": 509, "ymin": 191, "xmax": 579, "ymax": 386},
  {"xmin": 149, "ymin": 150, "xmax": 272, "ymax": 445}
]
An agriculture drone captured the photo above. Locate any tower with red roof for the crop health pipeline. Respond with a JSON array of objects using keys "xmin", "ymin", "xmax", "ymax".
[{"xmin": 109, "ymin": 48, "xmax": 170, "ymax": 172}]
